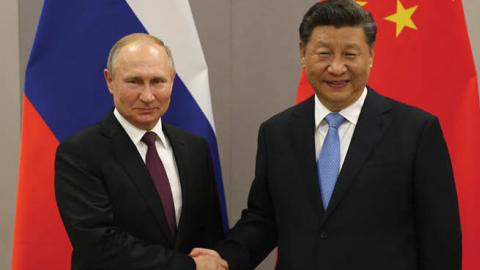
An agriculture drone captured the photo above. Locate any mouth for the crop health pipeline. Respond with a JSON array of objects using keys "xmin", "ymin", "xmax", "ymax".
[
  {"xmin": 324, "ymin": 80, "xmax": 350, "ymax": 88},
  {"xmin": 135, "ymin": 107, "xmax": 158, "ymax": 113}
]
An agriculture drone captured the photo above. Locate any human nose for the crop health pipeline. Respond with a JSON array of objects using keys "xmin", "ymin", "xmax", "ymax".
[
  {"xmin": 327, "ymin": 55, "xmax": 347, "ymax": 75},
  {"xmin": 139, "ymin": 85, "xmax": 155, "ymax": 103}
]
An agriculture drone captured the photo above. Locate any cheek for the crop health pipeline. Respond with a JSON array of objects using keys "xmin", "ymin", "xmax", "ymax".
[
  {"xmin": 305, "ymin": 63, "xmax": 327, "ymax": 83},
  {"xmin": 117, "ymin": 90, "xmax": 139, "ymax": 106},
  {"xmin": 307, "ymin": 59, "xmax": 327, "ymax": 72},
  {"xmin": 353, "ymin": 65, "xmax": 371, "ymax": 80},
  {"xmin": 158, "ymin": 86, "xmax": 173, "ymax": 101}
]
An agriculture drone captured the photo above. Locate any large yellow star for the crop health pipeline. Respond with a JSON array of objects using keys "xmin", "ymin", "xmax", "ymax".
[
  {"xmin": 385, "ymin": 0, "xmax": 418, "ymax": 37},
  {"xmin": 355, "ymin": 1, "xmax": 367, "ymax": 7}
]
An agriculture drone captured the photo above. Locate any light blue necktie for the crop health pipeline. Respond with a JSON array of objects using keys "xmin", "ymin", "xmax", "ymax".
[{"xmin": 318, "ymin": 113, "xmax": 346, "ymax": 209}]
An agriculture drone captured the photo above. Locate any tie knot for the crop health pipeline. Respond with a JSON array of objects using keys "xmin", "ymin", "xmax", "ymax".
[
  {"xmin": 325, "ymin": 113, "xmax": 345, "ymax": 128},
  {"xmin": 142, "ymin": 131, "xmax": 157, "ymax": 146}
]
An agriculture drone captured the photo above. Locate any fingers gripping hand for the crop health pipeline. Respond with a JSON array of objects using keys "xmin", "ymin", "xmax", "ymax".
[
  {"xmin": 190, "ymin": 248, "xmax": 228, "ymax": 270},
  {"xmin": 190, "ymin": 248, "xmax": 221, "ymax": 258},
  {"xmin": 192, "ymin": 255, "xmax": 228, "ymax": 270}
]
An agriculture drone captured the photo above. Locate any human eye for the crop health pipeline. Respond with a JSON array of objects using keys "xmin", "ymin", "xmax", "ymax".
[
  {"xmin": 151, "ymin": 77, "xmax": 168, "ymax": 87},
  {"xmin": 318, "ymin": 50, "xmax": 330, "ymax": 56},
  {"xmin": 152, "ymin": 78, "xmax": 165, "ymax": 84},
  {"xmin": 125, "ymin": 77, "xmax": 141, "ymax": 84},
  {"xmin": 316, "ymin": 50, "xmax": 331, "ymax": 59},
  {"xmin": 344, "ymin": 52, "xmax": 358, "ymax": 59}
]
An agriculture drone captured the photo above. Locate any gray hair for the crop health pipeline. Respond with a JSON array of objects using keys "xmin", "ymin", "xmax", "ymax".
[{"xmin": 106, "ymin": 33, "xmax": 175, "ymax": 76}]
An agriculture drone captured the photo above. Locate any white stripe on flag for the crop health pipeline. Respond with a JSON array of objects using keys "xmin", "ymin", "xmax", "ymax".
[{"xmin": 126, "ymin": 0, "xmax": 216, "ymax": 131}]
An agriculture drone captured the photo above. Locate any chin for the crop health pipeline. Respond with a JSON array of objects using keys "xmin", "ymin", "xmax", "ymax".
[
  {"xmin": 138, "ymin": 122, "xmax": 157, "ymax": 130},
  {"xmin": 133, "ymin": 117, "xmax": 159, "ymax": 129},
  {"xmin": 322, "ymin": 93, "xmax": 349, "ymax": 102}
]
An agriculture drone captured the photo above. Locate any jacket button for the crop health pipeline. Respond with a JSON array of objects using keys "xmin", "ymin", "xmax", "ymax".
[{"xmin": 320, "ymin": 232, "xmax": 328, "ymax": 239}]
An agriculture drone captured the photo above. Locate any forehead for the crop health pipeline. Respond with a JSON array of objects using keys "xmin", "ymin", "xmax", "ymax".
[
  {"xmin": 307, "ymin": 25, "xmax": 368, "ymax": 47},
  {"xmin": 114, "ymin": 42, "xmax": 170, "ymax": 72}
]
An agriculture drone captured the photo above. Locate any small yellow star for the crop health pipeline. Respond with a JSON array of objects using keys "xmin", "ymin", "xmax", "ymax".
[
  {"xmin": 385, "ymin": 0, "xmax": 418, "ymax": 37},
  {"xmin": 355, "ymin": 1, "xmax": 367, "ymax": 6}
]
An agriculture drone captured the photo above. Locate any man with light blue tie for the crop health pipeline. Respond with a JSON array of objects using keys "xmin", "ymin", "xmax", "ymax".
[
  {"xmin": 318, "ymin": 112, "xmax": 346, "ymax": 208},
  {"xmin": 192, "ymin": 0, "xmax": 461, "ymax": 269}
]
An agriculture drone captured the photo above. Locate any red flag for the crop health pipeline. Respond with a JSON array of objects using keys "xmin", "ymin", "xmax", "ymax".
[
  {"xmin": 296, "ymin": 1, "xmax": 480, "ymax": 269},
  {"xmin": 13, "ymin": 96, "xmax": 71, "ymax": 269}
]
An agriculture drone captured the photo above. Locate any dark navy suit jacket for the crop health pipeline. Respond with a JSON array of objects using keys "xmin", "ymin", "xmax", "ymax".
[{"xmin": 218, "ymin": 88, "xmax": 461, "ymax": 270}]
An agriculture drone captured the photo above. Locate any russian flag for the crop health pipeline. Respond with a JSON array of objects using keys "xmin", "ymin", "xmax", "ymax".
[{"xmin": 12, "ymin": 1, "xmax": 228, "ymax": 269}]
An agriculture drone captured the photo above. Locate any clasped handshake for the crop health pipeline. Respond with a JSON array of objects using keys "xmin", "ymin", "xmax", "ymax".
[{"xmin": 190, "ymin": 248, "xmax": 229, "ymax": 270}]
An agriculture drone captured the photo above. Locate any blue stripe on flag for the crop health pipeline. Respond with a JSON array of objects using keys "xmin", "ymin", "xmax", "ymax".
[
  {"xmin": 165, "ymin": 76, "xmax": 229, "ymax": 230},
  {"xmin": 25, "ymin": 0, "xmax": 147, "ymax": 141}
]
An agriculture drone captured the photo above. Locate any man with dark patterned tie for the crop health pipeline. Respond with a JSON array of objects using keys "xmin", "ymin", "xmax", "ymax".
[{"xmin": 55, "ymin": 33, "xmax": 227, "ymax": 270}]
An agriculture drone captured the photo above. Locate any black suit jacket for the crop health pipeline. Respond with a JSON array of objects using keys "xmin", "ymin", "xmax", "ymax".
[
  {"xmin": 55, "ymin": 113, "xmax": 224, "ymax": 270},
  {"xmin": 218, "ymin": 88, "xmax": 461, "ymax": 270}
]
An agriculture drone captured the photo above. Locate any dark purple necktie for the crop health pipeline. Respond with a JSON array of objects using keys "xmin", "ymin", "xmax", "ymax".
[{"xmin": 142, "ymin": 131, "xmax": 176, "ymax": 236}]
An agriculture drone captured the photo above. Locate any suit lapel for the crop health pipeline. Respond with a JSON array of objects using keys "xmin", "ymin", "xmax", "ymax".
[
  {"xmin": 322, "ymin": 88, "xmax": 392, "ymax": 222},
  {"xmin": 290, "ymin": 97, "xmax": 326, "ymax": 217},
  {"xmin": 162, "ymin": 125, "xmax": 192, "ymax": 249},
  {"xmin": 102, "ymin": 114, "xmax": 174, "ymax": 244}
]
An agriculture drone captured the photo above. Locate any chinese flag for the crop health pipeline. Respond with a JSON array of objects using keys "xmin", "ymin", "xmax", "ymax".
[{"xmin": 296, "ymin": 1, "xmax": 480, "ymax": 269}]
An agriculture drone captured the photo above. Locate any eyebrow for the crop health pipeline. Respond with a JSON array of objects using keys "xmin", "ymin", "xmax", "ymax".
[
  {"xmin": 311, "ymin": 40, "xmax": 362, "ymax": 49},
  {"xmin": 344, "ymin": 44, "xmax": 362, "ymax": 50}
]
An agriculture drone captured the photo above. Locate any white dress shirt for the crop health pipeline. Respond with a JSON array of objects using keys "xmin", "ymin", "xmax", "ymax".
[
  {"xmin": 114, "ymin": 109, "xmax": 182, "ymax": 226},
  {"xmin": 315, "ymin": 88, "xmax": 367, "ymax": 169}
]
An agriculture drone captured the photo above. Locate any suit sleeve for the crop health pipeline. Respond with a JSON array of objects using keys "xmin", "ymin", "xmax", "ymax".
[
  {"xmin": 216, "ymin": 123, "xmax": 277, "ymax": 270},
  {"xmin": 199, "ymin": 138, "xmax": 225, "ymax": 247},
  {"xmin": 413, "ymin": 116, "xmax": 462, "ymax": 270},
  {"xmin": 54, "ymin": 142, "xmax": 196, "ymax": 270}
]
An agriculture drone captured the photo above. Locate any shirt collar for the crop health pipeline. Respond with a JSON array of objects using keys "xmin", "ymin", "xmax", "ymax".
[
  {"xmin": 314, "ymin": 87, "xmax": 368, "ymax": 129},
  {"xmin": 113, "ymin": 108, "xmax": 167, "ymax": 147}
]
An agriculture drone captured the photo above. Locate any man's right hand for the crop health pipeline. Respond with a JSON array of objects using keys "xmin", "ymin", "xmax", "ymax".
[
  {"xmin": 192, "ymin": 255, "xmax": 228, "ymax": 270},
  {"xmin": 190, "ymin": 248, "xmax": 228, "ymax": 270}
]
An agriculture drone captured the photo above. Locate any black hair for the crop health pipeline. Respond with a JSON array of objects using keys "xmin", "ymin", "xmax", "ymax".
[{"xmin": 299, "ymin": 0, "xmax": 377, "ymax": 47}]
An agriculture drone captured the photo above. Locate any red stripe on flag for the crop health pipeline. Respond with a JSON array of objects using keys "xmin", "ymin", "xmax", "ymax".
[
  {"xmin": 295, "ymin": 69, "xmax": 314, "ymax": 104},
  {"xmin": 449, "ymin": 77, "xmax": 480, "ymax": 270},
  {"xmin": 12, "ymin": 95, "xmax": 71, "ymax": 270}
]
